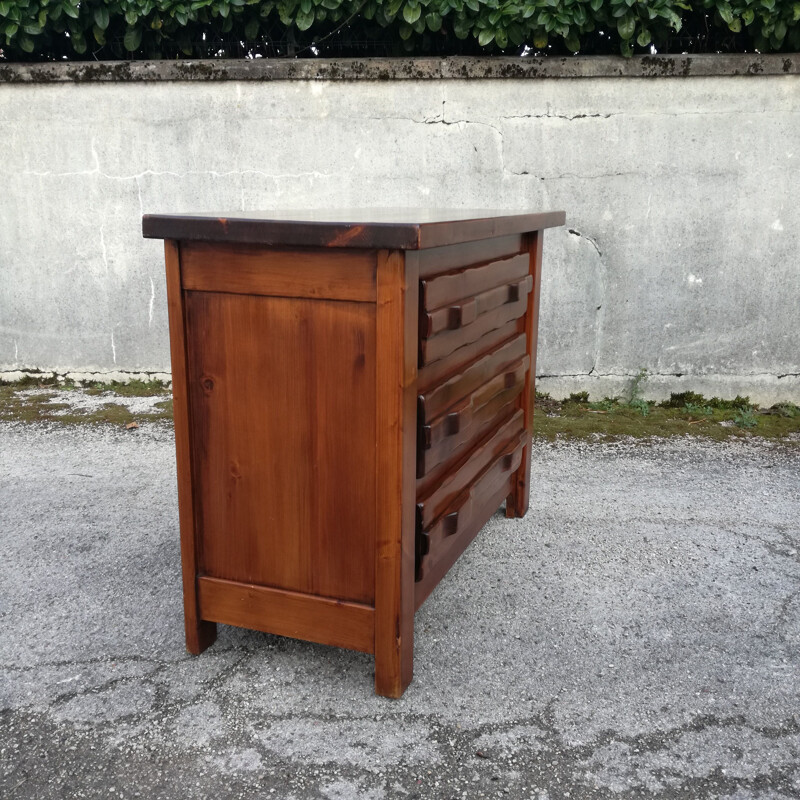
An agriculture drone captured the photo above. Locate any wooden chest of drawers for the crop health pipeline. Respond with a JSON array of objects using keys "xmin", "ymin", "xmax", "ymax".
[{"xmin": 143, "ymin": 209, "xmax": 565, "ymax": 697}]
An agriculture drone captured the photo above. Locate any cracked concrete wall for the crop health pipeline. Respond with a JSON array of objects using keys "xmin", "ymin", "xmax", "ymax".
[{"xmin": 1, "ymin": 74, "xmax": 798, "ymax": 403}]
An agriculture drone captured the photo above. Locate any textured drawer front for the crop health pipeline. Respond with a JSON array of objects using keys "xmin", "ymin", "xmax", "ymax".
[
  {"xmin": 421, "ymin": 253, "xmax": 529, "ymax": 310},
  {"xmin": 416, "ymin": 410, "xmax": 525, "ymax": 533},
  {"xmin": 417, "ymin": 355, "xmax": 529, "ymax": 478},
  {"xmin": 420, "ymin": 287, "xmax": 531, "ymax": 367},
  {"xmin": 418, "ymin": 333, "xmax": 526, "ymax": 424},
  {"xmin": 421, "ymin": 276, "xmax": 532, "ymax": 337},
  {"xmin": 415, "ymin": 414, "xmax": 527, "ymax": 582}
]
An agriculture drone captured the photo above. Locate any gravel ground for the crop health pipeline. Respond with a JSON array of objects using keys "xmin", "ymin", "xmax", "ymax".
[{"xmin": 1, "ymin": 422, "xmax": 799, "ymax": 799}]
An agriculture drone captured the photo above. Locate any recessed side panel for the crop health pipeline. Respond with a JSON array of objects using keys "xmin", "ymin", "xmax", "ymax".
[{"xmin": 184, "ymin": 291, "xmax": 377, "ymax": 605}]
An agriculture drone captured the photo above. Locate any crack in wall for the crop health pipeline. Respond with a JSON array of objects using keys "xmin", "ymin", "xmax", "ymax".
[{"xmin": 567, "ymin": 228, "xmax": 606, "ymax": 375}]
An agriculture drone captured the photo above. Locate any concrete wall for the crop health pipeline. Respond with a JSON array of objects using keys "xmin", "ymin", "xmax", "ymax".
[{"xmin": 1, "ymin": 55, "xmax": 798, "ymax": 403}]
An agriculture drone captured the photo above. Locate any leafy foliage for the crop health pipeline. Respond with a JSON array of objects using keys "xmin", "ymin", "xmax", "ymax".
[{"xmin": 0, "ymin": 0, "xmax": 798, "ymax": 60}]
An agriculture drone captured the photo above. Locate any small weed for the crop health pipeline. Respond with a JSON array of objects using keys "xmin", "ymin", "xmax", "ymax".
[
  {"xmin": 770, "ymin": 403, "xmax": 800, "ymax": 418},
  {"xmin": 84, "ymin": 379, "xmax": 169, "ymax": 397},
  {"xmin": 627, "ymin": 368, "xmax": 650, "ymax": 417},
  {"xmin": 589, "ymin": 397, "xmax": 617, "ymax": 412},
  {"xmin": 629, "ymin": 397, "xmax": 650, "ymax": 417},
  {"xmin": 733, "ymin": 407, "xmax": 759, "ymax": 429},
  {"xmin": 662, "ymin": 391, "xmax": 707, "ymax": 408},
  {"xmin": 708, "ymin": 395, "xmax": 751, "ymax": 410},
  {"xmin": 567, "ymin": 391, "xmax": 590, "ymax": 404},
  {"xmin": 684, "ymin": 402, "xmax": 713, "ymax": 417}
]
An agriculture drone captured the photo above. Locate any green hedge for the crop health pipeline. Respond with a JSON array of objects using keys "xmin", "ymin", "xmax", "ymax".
[{"xmin": 0, "ymin": 0, "xmax": 798, "ymax": 61}]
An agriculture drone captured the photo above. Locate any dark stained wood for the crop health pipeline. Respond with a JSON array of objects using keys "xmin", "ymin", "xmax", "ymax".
[
  {"xmin": 420, "ymin": 292, "xmax": 530, "ymax": 367},
  {"xmin": 163, "ymin": 240, "xmax": 217, "ymax": 655},
  {"xmin": 417, "ymin": 442, "xmax": 525, "ymax": 576},
  {"xmin": 417, "ymin": 359, "xmax": 528, "ymax": 478},
  {"xmin": 507, "ymin": 231, "xmax": 545, "ymax": 519},
  {"xmin": 415, "ymin": 445, "xmax": 525, "ymax": 608},
  {"xmin": 417, "ymin": 409, "xmax": 526, "ymax": 530},
  {"xmin": 421, "ymin": 276, "xmax": 532, "ymax": 337},
  {"xmin": 143, "ymin": 210, "xmax": 566, "ymax": 251},
  {"xmin": 373, "ymin": 249, "xmax": 418, "ymax": 698},
  {"xmin": 420, "ymin": 356, "xmax": 528, "ymax": 446},
  {"xmin": 418, "ymin": 334, "xmax": 526, "ymax": 423},
  {"xmin": 151, "ymin": 209, "xmax": 564, "ymax": 697},
  {"xmin": 417, "ymin": 321, "xmax": 519, "ymax": 394},
  {"xmin": 421, "ymin": 253, "xmax": 529, "ymax": 309},
  {"xmin": 418, "ymin": 396, "xmax": 520, "ymax": 479},
  {"xmin": 185, "ymin": 290, "xmax": 377, "ymax": 604},
  {"xmin": 417, "ymin": 235, "xmax": 524, "ymax": 279},
  {"xmin": 181, "ymin": 242, "xmax": 376, "ymax": 302},
  {"xmin": 197, "ymin": 577, "xmax": 374, "ymax": 653}
]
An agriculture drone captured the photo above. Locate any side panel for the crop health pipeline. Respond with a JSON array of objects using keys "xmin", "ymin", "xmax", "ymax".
[{"xmin": 183, "ymin": 289, "xmax": 377, "ymax": 606}]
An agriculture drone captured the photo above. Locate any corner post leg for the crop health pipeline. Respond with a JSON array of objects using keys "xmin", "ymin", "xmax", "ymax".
[
  {"xmin": 507, "ymin": 230, "xmax": 544, "ymax": 519},
  {"xmin": 374, "ymin": 250, "xmax": 418, "ymax": 697},
  {"xmin": 164, "ymin": 239, "xmax": 218, "ymax": 654}
]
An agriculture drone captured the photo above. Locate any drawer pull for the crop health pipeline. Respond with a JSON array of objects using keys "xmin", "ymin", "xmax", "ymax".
[
  {"xmin": 419, "ymin": 424, "xmax": 432, "ymax": 449},
  {"xmin": 447, "ymin": 300, "xmax": 478, "ymax": 330},
  {"xmin": 443, "ymin": 511, "xmax": 459, "ymax": 537},
  {"xmin": 444, "ymin": 412, "xmax": 461, "ymax": 436},
  {"xmin": 507, "ymin": 276, "xmax": 532, "ymax": 304},
  {"xmin": 420, "ymin": 293, "xmax": 531, "ymax": 366}
]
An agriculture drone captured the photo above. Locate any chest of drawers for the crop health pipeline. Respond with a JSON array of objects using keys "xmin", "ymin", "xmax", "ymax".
[{"xmin": 143, "ymin": 209, "xmax": 564, "ymax": 697}]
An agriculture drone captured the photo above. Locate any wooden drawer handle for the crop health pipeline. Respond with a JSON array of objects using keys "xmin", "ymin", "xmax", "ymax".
[
  {"xmin": 444, "ymin": 411, "xmax": 461, "ymax": 436},
  {"xmin": 507, "ymin": 275, "xmax": 533, "ymax": 304},
  {"xmin": 446, "ymin": 299, "xmax": 478, "ymax": 330},
  {"xmin": 442, "ymin": 511, "xmax": 459, "ymax": 537},
  {"xmin": 420, "ymin": 409, "xmax": 463, "ymax": 448}
]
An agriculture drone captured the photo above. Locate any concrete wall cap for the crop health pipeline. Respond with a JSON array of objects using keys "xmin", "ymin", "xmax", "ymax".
[{"xmin": 1, "ymin": 53, "xmax": 798, "ymax": 83}]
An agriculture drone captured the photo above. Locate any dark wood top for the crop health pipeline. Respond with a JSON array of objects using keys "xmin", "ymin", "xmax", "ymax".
[{"xmin": 142, "ymin": 209, "xmax": 565, "ymax": 250}]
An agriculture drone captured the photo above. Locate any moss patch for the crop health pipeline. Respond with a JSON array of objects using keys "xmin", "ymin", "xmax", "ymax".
[
  {"xmin": 0, "ymin": 380, "xmax": 172, "ymax": 427},
  {"xmin": 533, "ymin": 392, "xmax": 800, "ymax": 444}
]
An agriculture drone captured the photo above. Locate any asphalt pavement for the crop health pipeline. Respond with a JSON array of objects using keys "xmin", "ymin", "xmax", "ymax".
[{"xmin": 1, "ymin": 422, "xmax": 799, "ymax": 799}]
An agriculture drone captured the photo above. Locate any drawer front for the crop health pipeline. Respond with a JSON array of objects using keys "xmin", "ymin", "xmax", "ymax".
[
  {"xmin": 417, "ymin": 355, "xmax": 529, "ymax": 478},
  {"xmin": 417, "ymin": 320, "xmax": 520, "ymax": 394},
  {"xmin": 418, "ymin": 333, "xmax": 526, "ymax": 424},
  {"xmin": 421, "ymin": 253, "xmax": 529, "ymax": 310},
  {"xmin": 413, "ymin": 236, "xmax": 535, "ymax": 601},
  {"xmin": 415, "ymin": 414, "xmax": 527, "ymax": 583},
  {"xmin": 419, "ymin": 288, "xmax": 531, "ymax": 367},
  {"xmin": 416, "ymin": 410, "xmax": 525, "ymax": 532},
  {"xmin": 420, "ymin": 276, "xmax": 532, "ymax": 338}
]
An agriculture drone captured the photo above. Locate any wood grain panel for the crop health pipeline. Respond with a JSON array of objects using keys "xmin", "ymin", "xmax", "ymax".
[
  {"xmin": 374, "ymin": 249, "xmax": 418, "ymax": 698},
  {"xmin": 421, "ymin": 253, "xmax": 529, "ymax": 309},
  {"xmin": 417, "ymin": 362, "xmax": 527, "ymax": 479},
  {"xmin": 197, "ymin": 577, "xmax": 374, "ymax": 653},
  {"xmin": 181, "ymin": 241, "xmax": 376, "ymax": 302},
  {"xmin": 164, "ymin": 240, "xmax": 217, "ymax": 654},
  {"xmin": 185, "ymin": 291, "xmax": 377, "ymax": 604}
]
